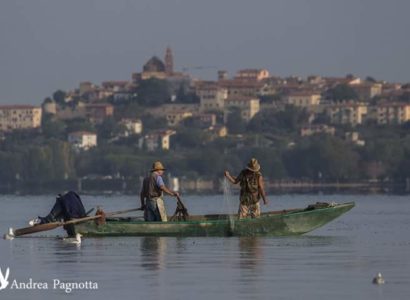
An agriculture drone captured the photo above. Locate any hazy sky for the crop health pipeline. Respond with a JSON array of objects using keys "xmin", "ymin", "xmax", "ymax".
[{"xmin": 1, "ymin": 0, "xmax": 409, "ymax": 105}]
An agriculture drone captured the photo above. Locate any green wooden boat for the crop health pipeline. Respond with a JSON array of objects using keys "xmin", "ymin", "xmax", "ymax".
[{"xmin": 75, "ymin": 202, "xmax": 354, "ymax": 237}]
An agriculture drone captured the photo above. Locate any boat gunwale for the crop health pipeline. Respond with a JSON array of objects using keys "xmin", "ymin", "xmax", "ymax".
[{"xmin": 78, "ymin": 202, "xmax": 355, "ymax": 226}]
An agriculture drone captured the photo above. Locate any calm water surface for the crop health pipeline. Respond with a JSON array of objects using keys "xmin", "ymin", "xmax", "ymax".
[{"xmin": 0, "ymin": 194, "xmax": 409, "ymax": 300}]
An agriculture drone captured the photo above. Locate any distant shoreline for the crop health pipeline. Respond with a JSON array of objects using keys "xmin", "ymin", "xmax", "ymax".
[{"xmin": 1, "ymin": 178, "xmax": 409, "ymax": 195}]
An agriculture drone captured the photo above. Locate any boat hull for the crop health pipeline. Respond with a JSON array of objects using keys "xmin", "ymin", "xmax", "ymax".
[{"xmin": 75, "ymin": 202, "xmax": 355, "ymax": 237}]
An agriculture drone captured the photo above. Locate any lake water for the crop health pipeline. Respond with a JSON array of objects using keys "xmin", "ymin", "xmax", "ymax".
[{"xmin": 0, "ymin": 194, "xmax": 409, "ymax": 300}]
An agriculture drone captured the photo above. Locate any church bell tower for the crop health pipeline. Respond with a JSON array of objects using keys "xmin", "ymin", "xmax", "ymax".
[{"xmin": 164, "ymin": 47, "xmax": 174, "ymax": 75}]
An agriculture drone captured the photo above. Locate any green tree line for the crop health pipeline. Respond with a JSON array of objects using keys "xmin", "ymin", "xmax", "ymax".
[{"xmin": 2, "ymin": 128, "xmax": 410, "ymax": 184}]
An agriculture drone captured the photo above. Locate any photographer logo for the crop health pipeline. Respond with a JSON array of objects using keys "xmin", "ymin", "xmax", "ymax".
[
  {"xmin": 0, "ymin": 266, "xmax": 98, "ymax": 294},
  {"xmin": 0, "ymin": 267, "xmax": 10, "ymax": 290}
]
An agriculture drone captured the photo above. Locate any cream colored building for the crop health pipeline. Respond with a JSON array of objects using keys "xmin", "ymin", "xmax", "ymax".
[
  {"xmin": 42, "ymin": 99, "xmax": 57, "ymax": 114},
  {"xmin": 234, "ymin": 69, "xmax": 270, "ymax": 81},
  {"xmin": 0, "ymin": 105, "xmax": 42, "ymax": 132},
  {"xmin": 141, "ymin": 130, "xmax": 176, "ymax": 151},
  {"xmin": 68, "ymin": 131, "xmax": 97, "ymax": 151},
  {"xmin": 345, "ymin": 131, "xmax": 365, "ymax": 146},
  {"xmin": 207, "ymin": 125, "xmax": 228, "ymax": 138},
  {"xmin": 196, "ymin": 82, "xmax": 228, "ymax": 112},
  {"xmin": 300, "ymin": 124, "xmax": 335, "ymax": 137},
  {"xmin": 326, "ymin": 102, "xmax": 368, "ymax": 126},
  {"xmin": 55, "ymin": 101, "xmax": 87, "ymax": 120},
  {"xmin": 85, "ymin": 103, "xmax": 114, "ymax": 124},
  {"xmin": 120, "ymin": 119, "xmax": 143, "ymax": 135},
  {"xmin": 286, "ymin": 92, "xmax": 321, "ymax": 108},
  {"xmin": 218, "ymin": 80, "xmax": 264, "ymax": 98},
  {"xmin": 224, "ymin": 96, "xmax": 260, "ymax": 122},
  {"xmin": 352, "ymin": 83, "xmax": 382, "ymax": 100},
  {"xmin": 377, "ymin": 102, "xmax": 410, "ymax": 125},
  {"xmin": 149, "ymin": 103, "xmax": 199, "ymax": 118},
  {"xmin": 166, "ymin": 111, "xmax": 193, "ymax": 127},
  {"xmin": 79, "ymin": 81, "xmax": 97, "ymax": 95}
]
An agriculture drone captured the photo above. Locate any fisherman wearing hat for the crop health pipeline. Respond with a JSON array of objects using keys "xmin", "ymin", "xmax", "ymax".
[
  {"xmin": 140, "ymin": 161, "xmax": 179, "ymax": 222},
  {"xmin": 224, "ymin": 158, "xmax": 268, "ymax": 219}
]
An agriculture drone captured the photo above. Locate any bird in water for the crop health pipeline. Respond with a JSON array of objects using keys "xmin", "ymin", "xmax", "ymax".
[
  {"xmin": 62, "ymin": 233, "xmax": 82, "ymax": 245},
  {"xmin": 3, "ymin": 228, "xmax": 15, "ymax": 240},
  {"xmin": 372, "ymin": 273, "xmax": 385, "ymax": 285}
]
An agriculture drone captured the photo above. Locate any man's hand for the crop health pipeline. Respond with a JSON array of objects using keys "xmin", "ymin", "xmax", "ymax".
[
  {"xmin": 139, "ymin": 204, "xmax": 146, "ymax": 211},
  {"xmin": 263, "ymin": 199, "xmax": 269, "ymax": 205},
  {"xmin": 173, "ymin": 191, "xmax": 180, "ymax": 197},
  {"xmin": 224, "ymin": 170, "xmax": 237, "ymax": 184}
]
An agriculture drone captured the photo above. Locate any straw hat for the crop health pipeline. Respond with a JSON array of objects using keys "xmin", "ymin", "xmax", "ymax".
[
  {"xmin": 246, "ymin": 158, "xmax": 260, "ymax": 172},
  {"xmin": 151, "ymin": 161, "xmax": 166, "ymax": 172}
]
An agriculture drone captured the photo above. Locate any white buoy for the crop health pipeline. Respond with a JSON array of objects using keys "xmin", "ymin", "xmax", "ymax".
[
  {"xmin": 3, "ymin": 228, "xmax": 15, "ymax": 240},
  {"xmin": 372, "ymin": 273, "xmax": 385, "ymax": 285},
  {"xmin": 62, "ymin": 233, "xmax": 82, "ymax": 245}
]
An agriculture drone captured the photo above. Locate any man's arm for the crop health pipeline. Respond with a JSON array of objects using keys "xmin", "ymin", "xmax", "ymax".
[
  {"xmin": 258, "ymin": 175, "xmax": 268, "ymax": 205},
  {"xmin": 160, "ymin": 185, "xmax": 179, "ymax": 197},
  {"xmin": 156, "ymin": 175, "xmax": 179, "ymax": 197},
  {"xmin": 224, "ymin": 171, "xmax": 239, "ymax": 184}
]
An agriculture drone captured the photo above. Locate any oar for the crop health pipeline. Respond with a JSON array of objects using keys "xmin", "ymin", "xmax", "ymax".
[{"xmin": 7, "ymin": 207, "xmax": 142, "ymax": 238}]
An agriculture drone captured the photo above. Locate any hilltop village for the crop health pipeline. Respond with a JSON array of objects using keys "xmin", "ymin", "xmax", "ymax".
[{"xmin": 1, "ymin": 47, "xmax": 410, "ymax": 193}]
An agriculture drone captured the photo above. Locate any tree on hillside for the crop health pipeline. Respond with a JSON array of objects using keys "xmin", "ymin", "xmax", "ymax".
[
  {"xmin": 97, "ymin": 117, "xmax": 126, "ymax": 140},
  {"xmin": 176, "ymin": 84, "xmax": 200, "ymax": 104},
  {"xmin": 226, "ymin": 107, "xmax": 247, "ymax": 134},
  {"xmin": 395, "ymin": 148, "xmax": 410, "ymax": 179},
  {"xmin": 48, "ymin": 140, "xmax": 76, "ymax": 179},
  {"xmin": 326, "ymin": 84, "xmax": 359, "ymax": 102},
  {"xmin": 65, "ymin": 118, "xmax": 95, "ymax": 133},
  {"xmin": 248, "ymin": 106, "xmax": 309, "ymax": 133},
  {"xmin": 0, "ymin": 152, "xmax": 23, "ymax": 181},
  {"xmin": 140, "ymin": 114, "xmax": 167, "ymax": 130},
  {"xmin": 399, "ymin": 92, "xmax": 410, "ymax": 103},
  {"xmin": 365, "ymin": 76, "xmax": 377, "ymax": 83},
  {"xmin": 186, "ymin": 149, "xmax": 225, "ymax": 177},
  {"xmin": 16, "ymin": 140, "xmax": 76, "ymax": 181},
  {"xmin": 173, "ymin": 128, "xmax": 211, "ymax": 148},
  {"xmin": 359, "ymin": 139, "xmax": 405, "ymax": 179},
  {"xmin": 283, "ymin": 136, "xmax": 360, "ymax": 180},
  {"xmin": 137, "ymin": 78, "xmax": 171, "ymax": 106},
  {"xmin": 53, "ymin": 90, "xmax": 67, "ymax": 105},
  {"xmin": 41, "ymin": 113, "xmax": 66, "ymax": 139}
]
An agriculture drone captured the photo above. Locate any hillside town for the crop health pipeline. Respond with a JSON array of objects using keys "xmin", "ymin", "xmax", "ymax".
[{"xmin": 1, "ymin": 47, "xmax": 410, "ymax": 193}]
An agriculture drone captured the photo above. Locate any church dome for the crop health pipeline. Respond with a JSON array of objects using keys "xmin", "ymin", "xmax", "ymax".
[{"xmin": 143, "ymin": 56, "xmax": 166, "ymax": 72}]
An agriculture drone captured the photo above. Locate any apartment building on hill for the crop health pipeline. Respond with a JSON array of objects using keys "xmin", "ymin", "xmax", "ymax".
[{"xmin": 0, "ymin": 105, "xmax": 42, "ymax": 132}]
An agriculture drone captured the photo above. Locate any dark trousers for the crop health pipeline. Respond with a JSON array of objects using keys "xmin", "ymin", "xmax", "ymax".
[
  {"xmin": 44, "ymin": 197, "xmax": 64, "ymax": 222},
  {"xmin": 43, "ymin": 198, "xmax": 76, "ymax": 237}
]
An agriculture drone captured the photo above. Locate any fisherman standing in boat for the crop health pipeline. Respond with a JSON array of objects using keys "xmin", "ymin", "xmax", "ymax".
[
  {"xmin": 224, "ymin": 158, "xmax": 268, "ymax": 219},
  {"xmin": 140, "ymin": 161, "xmax": 180, "ymax": 222}
]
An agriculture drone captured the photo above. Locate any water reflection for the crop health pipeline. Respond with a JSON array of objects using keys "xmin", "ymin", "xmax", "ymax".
[
  {"xmin": 238, "ymin": 237, "xmax": 262, "ymax": 269},
  {"xmin": 233, "ymin": 237, "xmax": 263, "ymax": 300},
  {"xmin": 51, "ymin": 238, "xmax": 83, "ymax": 264},
  {"xmin": 140, "ymin": 237, "xmax": 167, "ymax": 271}
]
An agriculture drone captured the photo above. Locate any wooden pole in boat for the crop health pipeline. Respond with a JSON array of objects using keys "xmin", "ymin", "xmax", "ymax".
[{"xmin": 5, "ymin": 207, "xmax": 142, "ymax": 238}]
